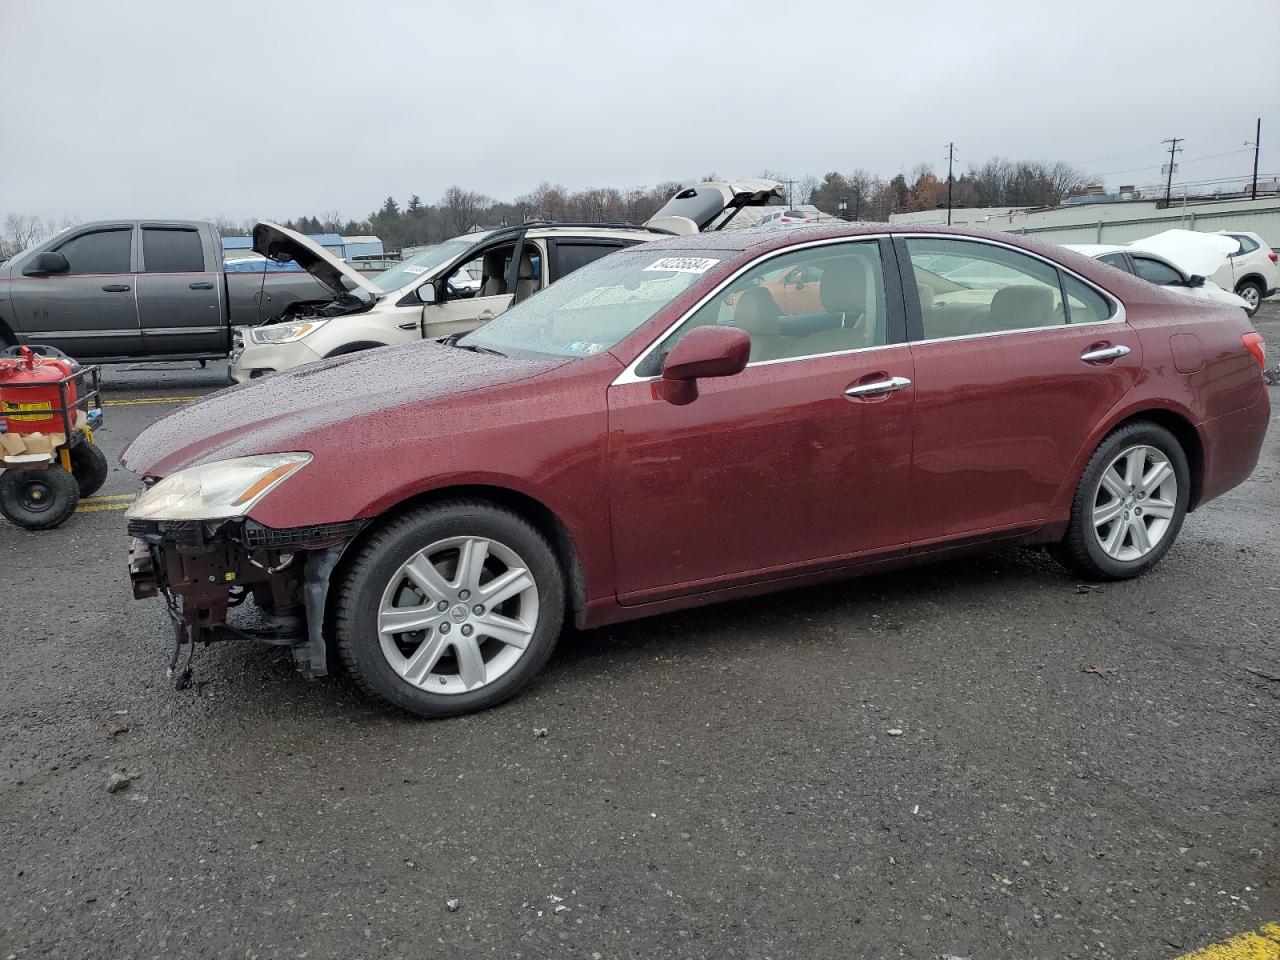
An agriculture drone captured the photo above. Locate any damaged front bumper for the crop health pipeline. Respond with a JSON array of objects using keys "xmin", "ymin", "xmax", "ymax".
[{"xmin": 128, "ymin": 516, "xmax": 365, "ymax": 676}]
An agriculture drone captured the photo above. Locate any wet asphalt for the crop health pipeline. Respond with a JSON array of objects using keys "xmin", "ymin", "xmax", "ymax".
[{"xmin": 1, "ymin": 306, "xmax": 1278, "ymax": 960}]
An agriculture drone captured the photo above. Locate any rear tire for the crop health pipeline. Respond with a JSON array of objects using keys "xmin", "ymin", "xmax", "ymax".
[
  {"xmin": 69, "ymin": 441, "xmax": 109, "ymax": 497},
  {"xmin": 1051, "ymin": 421, "xmax": 1189, "ymax": 580},
  {"xmin": 1235, "ymin": 279, "xmax": 1263, "ymax": 317},
  {"xmin": 334, "ymin": 500, "xmax": 565, "ymax": 718},
  {"xmin": 0, "ymin": 465, "xmax": 80, "ymax": 530}
]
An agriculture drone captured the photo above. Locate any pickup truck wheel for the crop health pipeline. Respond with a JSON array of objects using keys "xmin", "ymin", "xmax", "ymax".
[
  {"xmin": 69, "ymin": 442, "xmax": 109, "ymax": 497},
  {"xmin": 1050, "ymin": 421, "xmax": 1189, "ymax": 580},
  {"xmin": 335, "ymin": 500, "xmax": 565, "ymax": 718},
  {"xmin": 0, "ymin": 465, "xmax": 81, "ymax": 530},
  {"xmin": 1234, "ymin": 280, "xmax": 1263, "ymax": 317}
]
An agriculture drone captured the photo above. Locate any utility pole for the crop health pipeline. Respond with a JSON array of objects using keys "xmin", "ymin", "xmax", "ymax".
[
  {"xmin": 945, "ymin": 142, "xmax": 956, "ymax": 225},
  {"xmin": 782, "ymin": 179, "xmax": 796, "ymax": 208},
  {"xmin": 1161, "ymin": 137, "xmax": 1183, "ymax": 206},
  {"xmin": 1249, "ymin": 118, "xmax": 1261, "ymax": 201}
]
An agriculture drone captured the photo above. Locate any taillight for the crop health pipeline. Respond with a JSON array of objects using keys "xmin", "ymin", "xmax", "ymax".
[
  {"xmin": 1242, "ymin": 332, "xmax": 1266, "ymax": 370},
  {"xmin": 1268, "ymin": 251, "xmax": 1278, "ymax": 263}
]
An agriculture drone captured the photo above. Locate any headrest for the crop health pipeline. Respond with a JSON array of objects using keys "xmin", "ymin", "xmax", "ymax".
[
  {"xmin": 820, "ymin": 261, "xmax": 868, "ymax": 314},
  {"xmin": 732, "ymin": 286, "xmax": 781, "ymax": 336},
  {"xmin": 990, "ymin": 284, "xmax": 1055, "ymax": 330},
  {"xmin": 518, "ymin": 255, "xmax": 536, "ymax": 279}
]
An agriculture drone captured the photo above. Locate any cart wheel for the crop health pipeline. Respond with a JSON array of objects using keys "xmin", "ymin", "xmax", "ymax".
[
  {"xmin": 0, "ymin": 466, "xmax": 80, "ymax": 530},
  {"xmin": 69, "ymin": 441, "xmax": 109, "ymax": 497}
]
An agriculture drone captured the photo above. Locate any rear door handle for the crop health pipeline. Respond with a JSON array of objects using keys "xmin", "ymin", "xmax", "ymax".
[
  {"xmin": 1080, "ymin": 345, "xmax": 1131, "ymax": 364},
  {"xmin": 844, "ymin": 375, "xmax": 912, "ymax": 398},
  {"xmin": 102, "ymin": 283, "xmax": 130, "ymax": 292},
  {"xmin": 188, "ymin": 281, "xmax": 215, "ymax": 290}
]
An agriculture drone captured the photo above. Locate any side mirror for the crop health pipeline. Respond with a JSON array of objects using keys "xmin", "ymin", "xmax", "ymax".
[
  {"xmin": 1186, "ymin": 274, "xmax": 1206, "ymax": 288},
  {"xmin": 416, "ymin": 282, "xmax": 437, "ymax": 304},
  {"xmin": 22, "ymin": 251, "xmax": 70, "ymax": 276},
  {"xmin": 659, "ymin": 325, "xmax": 750, "ymax": 405}
]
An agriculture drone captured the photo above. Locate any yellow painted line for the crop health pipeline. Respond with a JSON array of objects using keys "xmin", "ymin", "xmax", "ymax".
[
  {"xmin": 81, "ymin": 493, "xmax": 137, "ymax": 504},
  {"xmin": 1176, "ymin": 922, "xmax": 1280, "ymax": 960},
  {"xmin": 103, "ymin": 395, "xmax": 204, "ymax": 407},
  {"xmin": 77, "ymin": 503, "xmax": 130, "ymax": 513}
]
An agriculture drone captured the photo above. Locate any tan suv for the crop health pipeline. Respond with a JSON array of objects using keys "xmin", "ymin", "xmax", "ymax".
[{"xmin": 230, "ymin": 179, "xmax": 785, "ymax": 381}]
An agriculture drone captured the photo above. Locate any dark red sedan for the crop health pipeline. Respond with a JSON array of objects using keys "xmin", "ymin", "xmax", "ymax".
[{"xmin": 123, "ymin": 223, "xmax": 1270, "ymax": 717}]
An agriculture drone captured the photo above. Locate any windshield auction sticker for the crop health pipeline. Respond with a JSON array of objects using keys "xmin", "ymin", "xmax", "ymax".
[
  {"xmin": 644, "ymin": 257, "xmax": 721, "ymax": 274},
  {"xmin": 403, "ymin": 265, "xmax": 429, "ymax": 275}
]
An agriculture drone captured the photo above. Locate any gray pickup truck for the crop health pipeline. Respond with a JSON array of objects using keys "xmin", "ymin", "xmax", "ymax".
[{"xmin": 0, "ymin": 219, "xmax": 356, "ymax": 362}]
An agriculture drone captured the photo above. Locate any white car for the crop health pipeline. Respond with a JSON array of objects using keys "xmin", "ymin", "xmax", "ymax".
[
  {"xmin": 1213, "ymin": 230, "xmax": 1279, "ymax": 316},
  {"xmin": 1065, "ymin": 231, "xmax": 1250, "ymax": 312},
  {"xmin": 231, "ymin": 179, "xmax": 785, "ymax": 382}
]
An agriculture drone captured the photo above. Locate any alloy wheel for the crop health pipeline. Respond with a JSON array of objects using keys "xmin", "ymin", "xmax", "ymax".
[
  {"xmin": 1238, "ymin": 284, "xmax": 1261, "ymax": 311},
  {"xmin": 377, "ymin": 535, "xmax": 539, "ymax": 694},
  {"xmin": 1091, "ymin": 444, "xmax": 1178, "ymax": 562}
]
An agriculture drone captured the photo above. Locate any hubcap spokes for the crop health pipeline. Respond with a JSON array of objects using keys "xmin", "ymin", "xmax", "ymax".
[
  {"xmin": 377, "ymin": 536, "xmax": 538, "ymax": 694},
  {"xmin": 1091, "ymin": 445, "xmax": 1177, "ymax": 562}
]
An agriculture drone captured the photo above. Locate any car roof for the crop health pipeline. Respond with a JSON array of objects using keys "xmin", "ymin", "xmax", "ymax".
[{"xmin": 1064, "ymin": 243, "xmax": 1127, "ymax": 257}]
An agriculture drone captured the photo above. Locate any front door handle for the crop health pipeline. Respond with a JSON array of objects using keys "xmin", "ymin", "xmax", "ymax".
[
  {"xmin": 844, "ymin": 375, "xmax": 912, "ymax": 398},
  {"xmin": 188, "ymin": 281, "xmax": 215, "ymax": 290},
  {"xmin": 101, "ymin": 283, "xmax": 130, "ymax": 292},
  {"xmin": 1080, "ymin": 344, "xmax": 1131, "ymax": 364}
]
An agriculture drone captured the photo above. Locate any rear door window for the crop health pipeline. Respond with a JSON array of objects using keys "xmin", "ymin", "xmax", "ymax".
[
  {"xmin": 1131, "ymin": 256, "xmax": 1183, "ymax": 286},
  {"xmin": 554, "ymin": 241, "xmax": 628, "ymax": 279},
  {"xmin": 1061, "ymin": 275, "xmax": 1114, "ymax": 324},
  {"xmin": 54, "ymin": 228, "xmax": 132, "ymax": 275},
  {"xmin": 1097, "ymin": 253, "xmax": 1131, "ymax": 271},
  {"xmin": 142, "ymin": 228, "xmax": 206, "ymax": 273}
]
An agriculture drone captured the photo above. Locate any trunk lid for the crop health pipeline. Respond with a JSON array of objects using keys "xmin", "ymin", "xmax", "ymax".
[{"xmin": 646, "ymin": 179, "xmax": 785, "ymax": 234}]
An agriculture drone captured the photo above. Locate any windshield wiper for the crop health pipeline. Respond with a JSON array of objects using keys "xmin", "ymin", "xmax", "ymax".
[{"xmin": 444, "ymin": 335, "xmax": 506, "ymax": 357}]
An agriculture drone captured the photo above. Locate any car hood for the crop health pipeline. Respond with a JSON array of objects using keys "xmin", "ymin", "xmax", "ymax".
[
  {"xmin": 646, "ymin": 179, "xmax": 785, "ymax": 234},
  {"xmin": 121, "ymin": 341, "xmax": 559, "ymax": 478},
  {"xmin": 1127, "ymin": 229, "xmax": 1238, "ymax": 279},
  {"xmin": 252, "ymin": 221, "xmax": 382, "ymax": 298}
]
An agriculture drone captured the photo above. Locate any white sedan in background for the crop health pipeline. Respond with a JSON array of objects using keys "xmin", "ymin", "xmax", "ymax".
[{"xmin": 1065, "ymin": 230, "xmax": 1250, "ymax": 311}]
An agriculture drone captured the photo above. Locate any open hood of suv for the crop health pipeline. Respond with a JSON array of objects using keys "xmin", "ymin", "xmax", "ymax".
[
  {"xmin": 251, "ymin": 221, "xmax": 382, "ymax": 298},
  {"xmin": 646, "ymin": 179, "xmax": 786, "ymax": 235}
]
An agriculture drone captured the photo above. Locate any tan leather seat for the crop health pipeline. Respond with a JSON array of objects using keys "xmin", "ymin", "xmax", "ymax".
[
  {"xmin": 514, "ymin": 253, "xmax": 539, "ymax": 303},
  {"xmin": 479, "ymin": 252, "xmax": 507, "ymax": 297},
  {"xmin": 988, "ymin": 285, "xmax": 1058, "ymax": 331},
  {"xmin": 731, "ymin": 286, "xmax": 787, "ymax": 362},
  {"xmin": 794, "ymin": 261, "xmax": 871, "ymax": 355}
]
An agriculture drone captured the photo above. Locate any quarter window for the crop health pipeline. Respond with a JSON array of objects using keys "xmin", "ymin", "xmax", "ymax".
[
  {"xmin": 1061, "ymin": 275, "xmax": 1113, "ymax": 324},
  {"xmin": 650, "ymin": 240, "xmax": 888, "ymax": 367},
  {"xmin": 54, "ymin": 229, "xmax": 132, "ymax": 275},
  {"xmin": 1231, "ymin": 234, "xmax": 1259, "ymax": 254},
  {"xmin": 905, "ymin": 238, "xmax": 1066, "ymax": 339},
  {"xmin": 142, "ymin": 228, "xmax": 205, "ymax": 273},
  {"xmin": 1131, "ymin": 256, "xmax": 1183, "ymax": 286}
]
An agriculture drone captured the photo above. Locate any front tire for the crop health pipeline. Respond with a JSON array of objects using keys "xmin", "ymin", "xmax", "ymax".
[
  {"xmin": 1051, "ymin": 421, "xmax": 1189, "ymax": 580},
  {"xmin": 334, "ymin": 500, "xmax": 565, "ymax": 718},
  {"xmin": 0, "ymin": 465, "xmax": 81, "ymax": 530},
  {"xmin": 1235, "ymin": 280, "xmax": 1263, "ymax": 317}
]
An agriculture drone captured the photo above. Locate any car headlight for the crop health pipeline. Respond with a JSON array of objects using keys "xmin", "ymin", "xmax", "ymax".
[
  {"xmin": 126, "ymin": 454, "xmax": 312, "ymax": 521},
  {"xmin": 250, "ymin": 319, "xmax": 328, "ymax": 344}
]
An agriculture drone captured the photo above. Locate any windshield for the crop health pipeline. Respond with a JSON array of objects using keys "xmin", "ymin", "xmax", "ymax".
[
  {"xmin": 370, "ymin": 239, "xmax": 475, "ymax": 293},
  {"xmin": 459, "ymin": 247, "xmax": 733, "ymax": 358}
]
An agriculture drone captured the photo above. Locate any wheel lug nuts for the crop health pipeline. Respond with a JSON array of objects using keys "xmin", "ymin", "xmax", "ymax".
[
  {"xmin": 458, "ymin": 589, "xmax": 471, "ymax": 601},
  {"xmin": 437, "ymin": 600, "xmax": 449, "ymax": 611},
  {"xmin": 472, "ymin": 604, "xmax": 484, "ymax": 615},
  {"xmin": 440, "ymin": 622, "xmax": 451, "ymax": 634},
  {"xmin": 461, "ymin": 625, "xmax": 473, "ymax": 636}
]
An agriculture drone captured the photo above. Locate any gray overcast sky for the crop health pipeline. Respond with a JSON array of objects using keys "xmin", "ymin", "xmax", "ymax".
[{"xmin": 1, "ymin": 0, "xmax": 1277, "ymax": 223}]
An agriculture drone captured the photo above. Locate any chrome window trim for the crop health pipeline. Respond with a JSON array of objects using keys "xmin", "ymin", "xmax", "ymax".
[
  {"xmin": 611, "ymin": 230, "xmax": 1126, "ymax": 386},
  {"xmin": 612, "ymin": 233, "xmax": 893, "ymax": 386}
]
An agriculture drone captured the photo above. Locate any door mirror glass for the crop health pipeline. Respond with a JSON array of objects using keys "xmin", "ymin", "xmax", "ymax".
[
  {"xmin": 22, "ymin": 251, "xmax": 70, "ymax": 276},
  {"xmin": 1186, "ymin": 274, "xmax": 1206, "ymax": 288},
  {"xmin": 659, "ymin": 326, "xmax": 749, "ymax": 403},
  {"xmin": 416, "ymin": 282, "xmax": 437, "ymax": 304}
]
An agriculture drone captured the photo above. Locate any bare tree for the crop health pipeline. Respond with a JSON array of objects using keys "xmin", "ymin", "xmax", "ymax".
[
  {"xmin": 441, "ymin": 186, "xmax": 490, "ymax": 235},
  {"xmin": 4, "ymin": 213, "xmax": 45, "ymax": 252}
]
